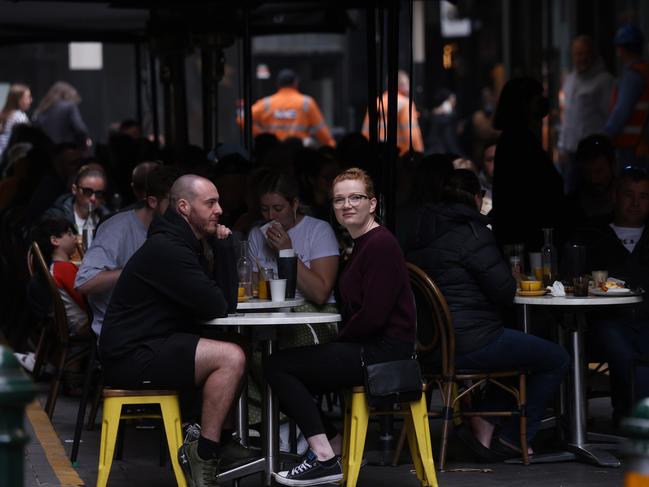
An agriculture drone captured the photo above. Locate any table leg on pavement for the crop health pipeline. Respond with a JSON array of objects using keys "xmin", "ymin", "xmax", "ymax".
[
  {"xmin": 218, "ymin": 330, "xmax": 278, "ymax": 485},
  {"xmin": 564, "ymin": 313, "xmax": 621, "ymax": 468}
]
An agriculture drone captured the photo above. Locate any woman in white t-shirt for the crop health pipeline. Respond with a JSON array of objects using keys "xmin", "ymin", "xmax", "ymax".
[
  {"xmin": 0, "ymin": 84, "xmax": 32, "ymax": 159},
  {"xmin": 248, "ymin": 171, "xmax": 340, "ymax": 345}
]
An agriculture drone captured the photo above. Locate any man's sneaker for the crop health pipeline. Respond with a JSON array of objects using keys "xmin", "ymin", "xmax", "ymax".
[
  {"xmin": 177, "ymin": 440, "xmax": 220, "ymax": 487},
  {"xmin": 273, "ymin": 449, "xmax": 343, "ymax": 486},
  {"xmin": 219, "ymin": 435, "xmax": 260, "ymax": 470}
]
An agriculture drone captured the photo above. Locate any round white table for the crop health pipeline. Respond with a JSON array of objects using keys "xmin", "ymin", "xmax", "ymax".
[
  {"xmin": 236, "ymin": 298, "xmax": 305, "ymax": 311},
  {"xmin": 204, "ymin": 312, "xmax": 341, "ymax": 485},
  {"xmin": 514, "ymin": 293, "xmax": 643, "ymax": 467}
]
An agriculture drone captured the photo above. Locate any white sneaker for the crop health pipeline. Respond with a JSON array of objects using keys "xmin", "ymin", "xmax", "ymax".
[
  {"xmin": 273, "ymin": 450, "xmax": 343, "ymax": 486},
  {"xmin": 14, "ymin": 352, "xmax": 35, "ymax": 372}
]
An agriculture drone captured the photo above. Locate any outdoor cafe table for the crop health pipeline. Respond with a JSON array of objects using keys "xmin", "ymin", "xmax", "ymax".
[
  {"xmin": 204, "ymin": 311, "xmax": 341, "ymax": 485},
  {"xmin": 514, "ymin": 293, "xmax": 643, "ymax": 467},
  {"xmin": 236, "ymin": 297, "xmax": 305, "ymax": 311}
]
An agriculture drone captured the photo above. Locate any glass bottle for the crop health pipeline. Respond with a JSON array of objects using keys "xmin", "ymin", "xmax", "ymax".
[
  {"xmin": 82, "ymin": 202, "xmax": 95, "ymax": 251},
  {"xmin": 237, "ymin": 241, "xmax": 252, "ymax": 300},
  {"xmin": 541, "ymin": 228, "xmax": 558, "ymax": 286}
]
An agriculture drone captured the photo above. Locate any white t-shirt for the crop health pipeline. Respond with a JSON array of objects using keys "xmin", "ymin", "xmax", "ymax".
[
  {"xmin": 248, "ymin": 215, "xmax": 339, "ymax": 303},
  {"xmin": 610, "ymin": 223, "xmax": 644, "ymax": 253}
]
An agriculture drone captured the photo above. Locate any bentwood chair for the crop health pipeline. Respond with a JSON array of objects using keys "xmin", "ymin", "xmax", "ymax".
[
  {"xmin": 28, "ymin": 241, "xmax": 95, "ymax": 418},
  {"xmin": 393, "ymin": 263, "xmax": 529, "ymax": 470}
]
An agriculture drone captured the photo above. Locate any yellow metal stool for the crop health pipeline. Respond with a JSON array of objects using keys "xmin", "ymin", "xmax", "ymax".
[
  {"xmin": 96, "ymin": 389, "xmax": 187, "ymax": 487},
  {"xmin": 341, "ymin": 386, "xmax": 438, "ymax": 487}
]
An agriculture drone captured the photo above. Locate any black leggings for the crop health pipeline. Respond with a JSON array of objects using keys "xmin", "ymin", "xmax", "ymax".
[{"xmin": 264, "ymin": 337, "xmax": 412, "ymax": 438}]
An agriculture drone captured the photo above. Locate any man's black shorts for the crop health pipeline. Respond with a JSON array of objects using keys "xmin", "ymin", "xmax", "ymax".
[{"xmin": 103, "ymin": 332, "xmax": 200, "ymax": 390}]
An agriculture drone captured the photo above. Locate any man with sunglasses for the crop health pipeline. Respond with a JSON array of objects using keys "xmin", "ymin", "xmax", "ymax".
[{"xmin": 44, "ymin": 164, "xmax": 110, "ymax": 236}]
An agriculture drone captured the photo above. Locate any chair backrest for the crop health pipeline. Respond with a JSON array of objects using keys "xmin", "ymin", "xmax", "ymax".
[
  {"xmin": 27, "ymin": 243, "xmax": 36, "ymax": 278},
  {"xmin": 29, "ymin": 241, "xmax": 72, "ymax": 347},
  {"xmin": 406, "ymin": 262, "xmax": 456, "ymax": 377}
]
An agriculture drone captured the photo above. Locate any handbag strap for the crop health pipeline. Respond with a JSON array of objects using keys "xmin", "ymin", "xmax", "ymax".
[{"xmin": 360, "ymin": 344, "xmax": 418, "ymax": 367}]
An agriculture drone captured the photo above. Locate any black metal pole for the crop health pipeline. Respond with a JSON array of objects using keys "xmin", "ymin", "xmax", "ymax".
[
  {"xmin": 243, "ymin": 7, "xmax": 253, "ymax": 156},
  {"xmin": 202, "ymin": 45, "xmax": 214, "ymax": 151},
  {"xmin": 366, "ymin": 6, "xmax": 378, "ymax": 157},
  {"xmin": 384, "ymin": 0, "xmax": 399, "ymax": 232},
  {"xmin": 134, "ymin": 43, "xmax": 143, "ymax": 127},
  {"xmin": 148, "ymin": 46, "xmax": 160, "ymax": 148}
]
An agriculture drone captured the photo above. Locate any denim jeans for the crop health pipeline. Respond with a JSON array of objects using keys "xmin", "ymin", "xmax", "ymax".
[
  {"xmin": 589, "ymin": 317, "xmax": 649, "ymax": 416},
  {"xmin": 455, "ymin": 328, "xmax": 569, "ymax": 446}
]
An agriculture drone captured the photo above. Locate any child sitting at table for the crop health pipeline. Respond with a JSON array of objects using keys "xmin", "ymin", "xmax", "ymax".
[{"xmin": 31, "ymin": 217, "xmax": 89, "ymax": 334}]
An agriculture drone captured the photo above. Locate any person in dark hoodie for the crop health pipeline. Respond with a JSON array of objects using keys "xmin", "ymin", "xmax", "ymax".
[
  {"xmin": 99, "ymin": 174, "xmax": 251, "ymax": 486},
  {"xmin": 406, "ymin": 169, "xmax": 569, "ymax": 460}
]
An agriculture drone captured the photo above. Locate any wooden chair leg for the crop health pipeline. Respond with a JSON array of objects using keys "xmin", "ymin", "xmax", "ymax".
[
  {"xmin": 438, "ymin": 380, "xmax": 455, "ymax": 471},
  {"xmin": 518, "ymin": 374, "xmax": 529, "ymax": 465},
  {"xmin": 32, "ymin": 328, "xmax": 48, "ymax": 379},
  {"xmin": 70, "ymin": 346, "xmax": 97, "ymax": 463},
  {"xmin": 45, "ymin": 348, "xmax": 68, "ymax": 418},
  {"xmin": 87, "ymin": 373, "xmax": 104, "ymax": 430}
]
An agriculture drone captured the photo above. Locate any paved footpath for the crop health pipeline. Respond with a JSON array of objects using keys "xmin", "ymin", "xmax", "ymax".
[{"xmin": 22, "ymin": 394, "xmax": 625, "ymax": 487}]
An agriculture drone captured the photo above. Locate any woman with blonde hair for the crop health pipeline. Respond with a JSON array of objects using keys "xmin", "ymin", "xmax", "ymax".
[
  {"xmin": 33, "ymin": 81, "xmax": 89, "ymax": 147},
  {"xmin": 0, "ymin": 84, "xmax": 32, "ymax": 158},
  {"xmin": 265, "ymin": 167, "xmax": 416, "ymax": 486}
]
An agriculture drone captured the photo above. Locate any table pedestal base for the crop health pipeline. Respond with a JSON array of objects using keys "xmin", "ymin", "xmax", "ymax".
[{"xmin": 566, "ymin": 443, "xmax": 621, "ymax": 468}]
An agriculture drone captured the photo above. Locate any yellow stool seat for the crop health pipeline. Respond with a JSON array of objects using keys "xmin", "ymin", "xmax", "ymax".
[
  {"xmin": 96, "ymin": 389, "xmax": 187, "ymax": 487},
  {"xmin": 341, "ymin": 386, "xmax": 438, "ymax": 487}
]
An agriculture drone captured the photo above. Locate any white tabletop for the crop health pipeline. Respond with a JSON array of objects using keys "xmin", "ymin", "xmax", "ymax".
[
  {"xmin": 236, "ymin": 298, "xmax": 306, "ymax": 310},
  {"xmin": 205, "ymin": 312, "xmax": 341, "ymax": 326},
  {"xmin": 514, "ymin": 294, "xmax": 643, "ymax": 306}
]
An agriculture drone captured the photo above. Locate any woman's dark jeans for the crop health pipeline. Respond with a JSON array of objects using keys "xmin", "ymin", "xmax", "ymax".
[{"xmin": 455, "ymin": 328, "xmax": 570, "ymax": 446}]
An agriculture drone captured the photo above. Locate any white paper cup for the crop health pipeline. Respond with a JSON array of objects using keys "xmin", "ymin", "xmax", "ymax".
[
  {"xmin": 269, "ymin": 279, "xmax": 287, "ymax": 302},
  {"xmin": 592, "ymin": 270, "xmax": 609, "ymax": 286}
]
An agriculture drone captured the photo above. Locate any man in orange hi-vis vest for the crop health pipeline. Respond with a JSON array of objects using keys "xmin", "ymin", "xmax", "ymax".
[
  {"xmin": 361, "ymin": 70, "xmax": 424, "ymax": 154},
  {"xmin": 245, "ymin": 69, "xmax": 335, "ymax": 147},
  {"xmin": 605, "ymin": 24, "xmax": 649, "ymax": 166}
]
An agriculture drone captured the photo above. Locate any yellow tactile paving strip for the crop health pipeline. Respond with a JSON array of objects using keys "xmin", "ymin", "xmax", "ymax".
[{"xmin": 25, "ymin": 401, "xmax": 85, "ymax": 487}]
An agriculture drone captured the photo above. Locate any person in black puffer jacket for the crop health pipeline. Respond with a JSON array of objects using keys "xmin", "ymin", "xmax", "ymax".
[{"xmin": 406, "ymin": 169, "xmax": 569, "ymax": 459}]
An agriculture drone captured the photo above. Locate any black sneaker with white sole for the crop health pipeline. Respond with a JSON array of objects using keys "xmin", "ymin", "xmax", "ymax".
[{"xmin": 273, "ymin": 449, "xmax": 343, "ymax": 486}]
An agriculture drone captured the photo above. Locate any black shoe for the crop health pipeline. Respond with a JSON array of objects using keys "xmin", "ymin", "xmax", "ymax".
[
  {"xmin": 177, "ymin": 440, "xmax": 220, "ymax": 487},
  {"xmin": 273, "ymin": 450, "xmax": 343, "ymax": 486},
  {"xmin": 219, "ymin": 435, "xmax": 260, "ymax": 470},
  {"xmin": 454, "ymin": 425, "xmax": 507, "ymax": 462}
]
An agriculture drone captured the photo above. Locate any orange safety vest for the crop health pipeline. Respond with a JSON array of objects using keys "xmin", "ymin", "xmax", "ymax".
[
  {"xmin": 247, "ymin": 87, "xmax": 335, "ymax": 147},
  {"xmin": 610, "ymin": 60, "xmax": 649, "ymax": 152},
  {"xmin": 361, "ymin": 91, "xmax": 424, "ymax": 154}
]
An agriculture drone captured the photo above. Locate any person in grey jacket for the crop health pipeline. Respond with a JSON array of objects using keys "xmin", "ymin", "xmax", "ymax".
[
  {"xmin": 406, "ymin": 169, "xmax": 569, "ymax": 460},
  {"xmin": 559, "ymin": 36, "xmax": 614, "ymax": 193},
  {"xmin": 33, "ymin": 81, "xmax": 89, "ymax": 148}
]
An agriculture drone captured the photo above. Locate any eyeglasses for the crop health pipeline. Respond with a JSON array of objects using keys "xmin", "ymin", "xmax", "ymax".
[
  {"xmin": 78, "ymin": 187, "xmax": 106, "ymax": 199},
  {"xmin": 332, "ymin": 194, "xmax": 369, "ymax": 209}
]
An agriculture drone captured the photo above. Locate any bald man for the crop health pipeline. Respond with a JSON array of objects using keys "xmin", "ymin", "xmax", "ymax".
[{"xmin": 99, "ymin": 175, "xmax": 252, "ymax": 486}]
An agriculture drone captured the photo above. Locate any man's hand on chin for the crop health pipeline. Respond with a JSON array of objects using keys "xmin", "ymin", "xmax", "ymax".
[{"xmin": 216, "ymin": 224, "xmax": 232, "ymax": 240}]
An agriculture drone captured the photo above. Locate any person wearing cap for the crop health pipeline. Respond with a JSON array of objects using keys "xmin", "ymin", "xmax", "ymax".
[
  {"xmin": 604, "ymin": 24, "xmax": 649, "ymax": 166},
  {"xmin": 361, "ymin": 70, "xmax": 424, "ymax": 154},
  {"xmin": 565, "ymin": 134, "xmax": 617, "ymax": 232},
  {"xmin": 559, "ymin": 36, "xmax": 613, "ymax": 193},
  {"xmin": 244, "ymin": 69, "xmax": 335, "ymax": 147}
]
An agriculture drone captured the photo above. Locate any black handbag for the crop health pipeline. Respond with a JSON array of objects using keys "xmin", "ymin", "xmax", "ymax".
[{"xmin": 360, "ymin": 348, "xmax": 423, "ymax": 408}]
